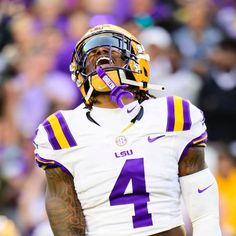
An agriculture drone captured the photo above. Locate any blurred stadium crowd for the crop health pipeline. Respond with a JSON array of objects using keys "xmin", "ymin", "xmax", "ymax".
[{"xmin": 0, "ymin": 0, "xmax": 236, "ymax": 235}]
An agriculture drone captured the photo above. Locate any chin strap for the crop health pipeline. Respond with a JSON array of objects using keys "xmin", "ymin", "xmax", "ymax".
[
  {"xmin": 96, "ymin": 66, "xmax": 134, "ymax": 108},
  {"xmin": 91, "ymin": 66, "xmax": 165, "ymax": 107}
]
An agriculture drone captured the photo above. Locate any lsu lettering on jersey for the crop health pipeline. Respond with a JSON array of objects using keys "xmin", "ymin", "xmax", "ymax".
[{"xmin": 33, "ymin": 96, "xmax": 207, "ymax": 236}]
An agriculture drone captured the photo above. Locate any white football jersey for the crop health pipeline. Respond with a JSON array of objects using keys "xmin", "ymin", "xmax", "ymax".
[{"xmin": 34, "ymin": 96, "xmax": 207, "ymax": 236}]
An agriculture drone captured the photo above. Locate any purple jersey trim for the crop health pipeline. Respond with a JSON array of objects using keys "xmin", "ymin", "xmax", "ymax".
[
  {"xmin": 35, "ymin": 153, "xmax": 72, "ymax": 176},
  {"xmin": 42, "ymin": 120, "xmax": 61, "ymax": 150},
  {"xmin": 55, "ymin": 112, "xmax": 77, "ymax": 147},
  {"xmin": 191, "ymin": 131, "xmax": 208, "ymax": 145},
  {"xmin": 179, "ymin": 131, "xmax": 208, "ymax": 161},
  {"xmin": 182, "ymin": 99, "xmax": 191, "ymax": 130},
  {"xmin": 166, "ymin": 96, "xmax": 175, "ymax": 131}
]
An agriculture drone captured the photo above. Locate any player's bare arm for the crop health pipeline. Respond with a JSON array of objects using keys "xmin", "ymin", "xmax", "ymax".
[
  {"xmin": 178, "ymin": 146, "xmax": 207, "ymax": 177},
  {"xmin": 45, "ymin": 167, "xmax": 85, "ymax": 236}
]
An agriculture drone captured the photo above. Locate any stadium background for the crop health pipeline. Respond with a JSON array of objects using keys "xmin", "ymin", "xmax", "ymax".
[{"xmin": 0, "ymin": 0, "xmax": 236, "ymax": 235}]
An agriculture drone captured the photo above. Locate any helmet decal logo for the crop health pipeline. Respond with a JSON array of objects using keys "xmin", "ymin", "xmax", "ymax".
[{"xmin": 136, "ymin": 44, "xmax": 144, "ymax": 53}]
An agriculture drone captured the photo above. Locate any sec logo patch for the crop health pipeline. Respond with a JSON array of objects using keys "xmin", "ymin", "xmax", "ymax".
[{"xmin": 115, "ymin": 136, "xmax": 127, "ymax": 146}]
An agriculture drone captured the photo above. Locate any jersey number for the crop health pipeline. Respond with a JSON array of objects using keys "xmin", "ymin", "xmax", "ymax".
[{"xmin": 109, "ymin": 158, "xmax": 153, "ymax": 228}]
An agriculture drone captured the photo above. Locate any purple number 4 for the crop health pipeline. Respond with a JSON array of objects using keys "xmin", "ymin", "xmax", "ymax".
[{"xmin": 109, "ymin": 158, "xmax": 153, "ymax": 228}]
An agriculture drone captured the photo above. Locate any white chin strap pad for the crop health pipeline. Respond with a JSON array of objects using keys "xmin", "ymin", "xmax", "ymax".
[{"xmin": 180, "ymin": 168, "xmax": 222, "ymax": 236}]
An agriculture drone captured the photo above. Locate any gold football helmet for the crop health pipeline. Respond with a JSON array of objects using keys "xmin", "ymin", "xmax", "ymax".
[{"xmin": 70, "ymin": 24, "xmax": 161, "ymax": 104}]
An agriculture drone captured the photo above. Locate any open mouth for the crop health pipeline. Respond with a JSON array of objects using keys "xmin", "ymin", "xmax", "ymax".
[{"xmin": 95, "ymin": 56, "xmax": 113, "ymax": 68}]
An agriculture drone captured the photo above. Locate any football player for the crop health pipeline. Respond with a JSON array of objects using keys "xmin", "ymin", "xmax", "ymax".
[{"xmin": 33, "ymin": 24, "xmax": 222, "ymax": 236}]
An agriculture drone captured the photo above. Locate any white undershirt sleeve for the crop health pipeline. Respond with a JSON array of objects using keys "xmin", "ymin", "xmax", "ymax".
[{"xmin": 180, "ymin": 168, "xmax": 222, "ymax": 236}]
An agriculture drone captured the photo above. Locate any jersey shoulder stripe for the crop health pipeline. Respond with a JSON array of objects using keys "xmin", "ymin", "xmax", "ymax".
[
  {"xmin": 166, "ymin": 96, "xmax": 191, "ymax": 132},
  {"xmin": 42, "ymin": 111, "xmax": 77, "ymax": 150}
]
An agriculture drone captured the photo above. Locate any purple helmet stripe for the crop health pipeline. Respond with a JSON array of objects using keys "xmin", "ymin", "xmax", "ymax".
[
  {"xmin": 166, "ymin": 96, "xmax": 175, "ymax": 131},
  {"xmin": 182, "ymin": 99, "xmax": 191, "ymax": 130},
  {"xmin": 55, "ymin": 112, "xmax": 77, "ymax": 147},
  {"xmin": 42, "ymin": 120, "xmax": 61, "ymax": 150}
]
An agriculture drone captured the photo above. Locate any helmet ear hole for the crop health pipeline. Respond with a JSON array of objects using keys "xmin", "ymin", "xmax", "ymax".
[
  {"xmin": 143, "ymin": 67, "xmax": 148, "ymax": 77},
  {"xmin": 125, "ymin": 70, "xmax": 136, "ymax": 81}
]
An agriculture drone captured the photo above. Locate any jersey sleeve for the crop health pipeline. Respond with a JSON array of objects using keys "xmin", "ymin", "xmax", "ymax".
[
  {"xmin": 33, "ymin": 111, "xmax": 77, "ymax": 175},
  {"xmin": 165, "ymin": 96, "xmax": 207, "ymax": 161}
]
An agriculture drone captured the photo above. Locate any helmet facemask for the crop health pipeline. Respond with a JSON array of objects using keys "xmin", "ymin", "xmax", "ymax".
[{"xmin": 70, "ymin": 25, "xmax": 162, "ymax": 106}]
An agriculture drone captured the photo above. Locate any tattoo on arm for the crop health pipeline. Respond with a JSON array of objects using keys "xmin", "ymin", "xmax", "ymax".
[
  {"xmin": 45, "ymin": 167, "xmax": 85, "ymax": 236},
  {"xmin": 178, "ymin": 146, "xmax": 207, "ymax": 177}
]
